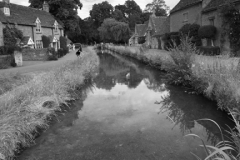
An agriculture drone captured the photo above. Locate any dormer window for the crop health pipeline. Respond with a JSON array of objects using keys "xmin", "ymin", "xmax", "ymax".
[
  {"xmin": 35, "ymin": 17, "xmax": 41, "ymax": 32},
  {"xmin": 4, "ymin": 7, "xmax": 10, "ymax": 16},
  {"xmin": 54, "ymin": 20, "xmax": 58, "ymax": 32}
]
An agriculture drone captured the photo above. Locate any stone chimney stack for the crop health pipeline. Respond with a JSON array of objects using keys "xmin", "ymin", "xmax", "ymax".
[{"xmin": 43, "ymin": 1, "xmax": 49, "ymax": 12}]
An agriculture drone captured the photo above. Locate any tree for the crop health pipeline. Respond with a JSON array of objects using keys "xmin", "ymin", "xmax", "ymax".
[
  {"xmin": 124, "ymin": 0, "xmax": 142, "ymax": 17},
  {"xmin": 144, "ymin": 0, "xmax": 169, "ymax": 16},
  {"xmin": 98, "ymin": 18, "xmax": 130, "ymax": 43},
  {"xmin": 128, "ymin": 13, "xmax": 141, "ymax": 31},
  {"xmin": 90, "ymin": 1, "xmax": 113, "ymax": 27},
  {"xmin": 112, "ymin": 9, "xmax": 127, "ymax": 22},
  {"xmin": 29, "ymin": 0, "xmax": 83, "ymax": 33},
  {"xmin": 115, "ymin": 4, "xmax": 127, "ymax": 17}
]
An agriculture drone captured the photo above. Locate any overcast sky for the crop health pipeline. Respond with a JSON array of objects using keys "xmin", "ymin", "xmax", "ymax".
[{"xmin": 10, "ymin": 0, "xmax": 180, "ymax": 19}]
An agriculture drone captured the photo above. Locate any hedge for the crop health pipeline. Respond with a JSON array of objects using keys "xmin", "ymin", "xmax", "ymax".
[
  {"xmin": 198, "ymin": 25, "xmax": 217, "ymax": 39},
  {"xmin": 196, "ymin": 46, "xmax": 220, "ymax": 56}
]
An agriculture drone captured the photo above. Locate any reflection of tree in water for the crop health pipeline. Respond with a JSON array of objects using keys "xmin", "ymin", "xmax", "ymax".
[
  {"xmin": 158, "ymin": 88, "xmax": 234, "ymax": 145},
  {"xmin": 94, "ymin": 68, "xmax": 116, "ymax": 90}
]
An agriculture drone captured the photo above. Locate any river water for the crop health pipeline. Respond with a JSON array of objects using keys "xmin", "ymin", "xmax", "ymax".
[{"xmin": 18, "ymin": 51, "xmax": 235, "ymax": 160}]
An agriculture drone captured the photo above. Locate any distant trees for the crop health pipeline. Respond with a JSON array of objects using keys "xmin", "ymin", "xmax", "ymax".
[
  {"xmin": 98, "ymin": 18, "xmax": 130, "ymax": 43},
  {"xmin": 144, "ymin": 0, "xmax": 169, "ymax": 16}
]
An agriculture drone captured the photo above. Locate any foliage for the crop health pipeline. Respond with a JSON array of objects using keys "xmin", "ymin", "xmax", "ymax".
[
  {"xmin": 47, "ymin": 47, "xmax": 58, "ymax": 60},
  {"xmin": 60, "ymin": 36, "xmax": 67, "ymax": 49},
  {"xmin": 90, "ymin": 1, "xmax": 113, "ymax": 27},
  {"xmin": 112, "ymin": 9, "xmax": 127, "ymax": 22},
  {"xmin": 179, "ymin": 23, "xmax": 201, "ymax": 46},
  {"xmin": 98, "ymin": 18, "xmax": 130, "ymax": 43},
  {"xmin": 0, "ymin": 46, "xmax": 20, "ymax": 55},
  {"xmin": 219, "ymin": 2, "xmax": 240, "ymax": 55},
  {"xmin": 162, "ymin": 32, "xmax": 180, "ymax": 50},
  {"xmin": 57, "ymin": 48, "xmax": 69, "ymax": 58},
  {"xmin": 196, "ymin": 46, "xmax": 220, "ymax": 56},
  {"xmin": 138, "ymin": 37, "xmax": 146, "ymax": 44},
  {"xmin": 42, "ymin": 35, "xmax": 51, "ymax": 48},
  {"xmin": 3, "ymin": 25, "xmax": 23, "ymax": 48},
  {"xmin": 29, "ymin": 0, "xmax": 83, "ymax": 32},
  {"xmin": 0, "ymin": 55, "xmax": 16, "ymax": 69},
  {"xmin": 124, "ymin": 0, "xmax": 142, "ymax": 17},
  {"xmin": 198, "ymin": 25, "xmax": 217, "ymax": 39},
  {"xmin": 144, "ymin": 0, "xmax": 169, "ymax": 16}
]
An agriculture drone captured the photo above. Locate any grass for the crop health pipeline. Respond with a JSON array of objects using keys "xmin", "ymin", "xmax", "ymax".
[
  {"xmin": 0, "ymin": 47, "xmax": 99, "ymax": 159},
  {"xmin": 104, "ymin": 42, "xmax": 240, "ymax": 159}
]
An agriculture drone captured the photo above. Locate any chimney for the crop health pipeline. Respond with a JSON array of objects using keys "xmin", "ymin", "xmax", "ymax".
[
  {"xmin": 3, "ymin": 0, "xmax": 10, "ymax": 4},
  {"xmin": 202, "ymin": 0, "xmax": 212, "ymax": 9},
  {"xmin": 43, "ymin": 1, "xmax": 49, "ymax": 12}
]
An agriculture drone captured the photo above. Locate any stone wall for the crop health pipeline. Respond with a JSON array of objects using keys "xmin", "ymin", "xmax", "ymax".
[{"xmin": 22, "ymin": 48, "xmax": 49, "ymax": 61}]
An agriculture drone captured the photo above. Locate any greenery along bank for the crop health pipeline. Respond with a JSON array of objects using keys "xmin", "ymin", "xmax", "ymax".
[
  {"xmin": 0, "ymin": 47, "xmax": 99, "ymax": 160},
  {"xmin": 102, "ymin": 41, "xmax": 240, "ymax": 159}
]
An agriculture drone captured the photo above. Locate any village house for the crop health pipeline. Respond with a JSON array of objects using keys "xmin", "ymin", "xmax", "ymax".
[
  {"xmin": 170, "ymin": 0, "xmax": 240, "ymax": 53},
  {"xmin": 0, "ymin": 0, "xmax": 64, "ymax": 50},
  {"xmin": 130, "ymin": 12, "xmax": 169, "ymax": 49}
]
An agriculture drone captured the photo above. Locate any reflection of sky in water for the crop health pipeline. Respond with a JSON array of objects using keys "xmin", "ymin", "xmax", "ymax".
[{"xmin": 77, "ymin": 80, "xmax": 170, "ymax": 134}]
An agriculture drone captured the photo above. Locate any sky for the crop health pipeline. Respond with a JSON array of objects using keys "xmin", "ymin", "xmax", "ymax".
[{"xmin": 10, "ymin": 0, "xmax": 180, "ymax": 19}]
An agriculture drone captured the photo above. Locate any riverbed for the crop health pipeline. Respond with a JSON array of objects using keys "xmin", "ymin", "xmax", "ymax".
[{"xmin": 17, "ymin": 51, "xmax": 234, "ymax": 160}]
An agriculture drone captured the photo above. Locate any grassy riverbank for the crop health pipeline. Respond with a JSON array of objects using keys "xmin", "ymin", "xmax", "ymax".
[
  {"xmin": 0, "ymin": 47, "xmax": 99, "ymax": 159},
  {"xmin": 104, "ymin": 43, "xmax": 240, "ymax": 159}
]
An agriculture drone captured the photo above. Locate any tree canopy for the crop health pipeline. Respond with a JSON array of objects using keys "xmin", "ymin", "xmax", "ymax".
[
  {"xmin": 144, "ymin": 0, "xmax": 169, "ymax": 16},
  {"xmin": 98, "ymin": 18, "xmax": 130, "ymax": 43}
]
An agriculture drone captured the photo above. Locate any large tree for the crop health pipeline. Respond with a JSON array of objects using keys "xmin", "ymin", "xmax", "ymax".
[
  {"xmin": 90, "ymin": 1, "xmax": 113, "ymax": 27},
  {"xmin": 112, "ymin": 9, "xmax": 127, "ymax": 22},
  {"xmin": 144, "ymin": 0, "xmax": 169, "ymax": 16},
  {"xmin": 124, "ymin": 0, "xmax": 142, "ymax": 17},
  {"xmin": 98, "ymin": 18, "xmax": 130, "ymax": 43},
  {"xmin": 29, "ymin": 0, "xmax": 83, "ymax": 32}
]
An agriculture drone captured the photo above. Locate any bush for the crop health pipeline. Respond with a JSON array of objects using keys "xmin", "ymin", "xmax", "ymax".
[
  {"xmin": 179, "ymin": 23, "xmax": 201, "ymax": 46},
  {"xmin": 138, "ymin": 37, "xmax": 146, "ymax": 44},
  {"xmin": 162, "ymin": 32, "xmax": 180, "ymax": 50},
  {"xmin": 196, "ymin": 46, "xmax": 220, "ymax": 56},
  {"xmin": 60, "ymin": 36, "xmax": 67, "ymax": 49},
  {"xmin": 3, "ymin": 26, "xmax": 23, "ymax": 47},
  {"xmin": 47, "ymin": 47, "xmax": 58, "ymax": 61},
  {"xmin": 0, "ymin": 46, "xmax": 22, "ymax": 55},
  {"xmin": 198, "ymin": 25, "xmax": 217, "ymax": 39},
  {"xmin": 0, "ymin": 55, "xmax": 16, "ymax": 69},
  {"xmin": 42, "ymin": 35, "xmax": 51, "ymax": 48},
  {"xmin": 57, "ymin": 48, "xmax": 69, "ymax": 58}
]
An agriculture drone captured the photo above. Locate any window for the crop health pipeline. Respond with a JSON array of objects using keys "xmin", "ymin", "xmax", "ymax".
[
  {"xmin": 183, "ymin": 12, "xmax": 188, "ymax": 23},
  {"xmin": 35, "ymin": 40, "xmax": 43, "ymax": 49},
  {"xmin": 54, "ymin": 20, "xmax": 58, "ymax": 32},
  {"xmin": 4, "ymin": 7, "xmax": 10, "ymax": 16},
  {"xmin": 35, "ymin": 18, "xmax": 41, "ymax": 32},
  {"xmin": 209, "ymin": 17, "xmax": 215, "ymax": 26}
]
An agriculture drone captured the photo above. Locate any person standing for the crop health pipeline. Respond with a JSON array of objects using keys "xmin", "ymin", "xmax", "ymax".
[{"xmin": 76, "ymin": 44, "xmax": 82, "ymax": 58}]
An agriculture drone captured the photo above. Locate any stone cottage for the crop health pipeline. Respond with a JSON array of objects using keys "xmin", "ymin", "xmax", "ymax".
[
  {"xmin": 130, "ymin": 12, "xmax": 169, "ymax": 49},
  {"xmin": 0, "ymin": 0, "xmax": 64, "ymax": 50},
  {"xmin": 202, "ymin": 0, "xmax": 240, "ymax": 53},
  {"xmin": 170, "ymin": 0, "xmax": 240, "ymax": 53}
]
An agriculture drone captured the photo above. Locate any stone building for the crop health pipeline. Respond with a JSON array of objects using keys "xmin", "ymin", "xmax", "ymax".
[{"xmin": 0, "ymin": 0, "xmax": 64, "ymax": 50}]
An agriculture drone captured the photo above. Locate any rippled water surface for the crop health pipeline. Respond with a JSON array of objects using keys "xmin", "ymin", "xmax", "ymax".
[{"xmin": 18, "ymin": 51, "xmax": 234, "ymax": 160}]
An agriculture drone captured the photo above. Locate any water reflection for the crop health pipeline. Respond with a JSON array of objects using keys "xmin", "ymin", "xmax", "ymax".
[{"xmin": 18, "ymin": 51, "xmax": 235, "ymax": 160}]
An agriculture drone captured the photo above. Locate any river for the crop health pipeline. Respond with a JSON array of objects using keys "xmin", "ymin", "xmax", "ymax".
[{"xmin": 17, "ymin": 51, "xmax": 235, "ymax": 160}]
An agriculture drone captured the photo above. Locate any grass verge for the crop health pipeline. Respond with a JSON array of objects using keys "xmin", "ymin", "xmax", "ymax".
[
  {"xmin": 103, "ymin": 42, "xmax": 240, "ymax": 159},
  {"xmin": 0, "ymin": 47, "xmax": 99, "ymax": 160}
]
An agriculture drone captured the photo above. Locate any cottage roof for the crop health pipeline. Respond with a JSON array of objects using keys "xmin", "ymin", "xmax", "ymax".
[
  {"xmin": 0, "ymin": 2, "xmax": 63, "ymax": 28},
  {"xmin": 149, "ymin": 16, "xmax": 169, "ymax": 36},
  {"xmin": 170, "ymin": 0, "xmax": 202, "ymax": 14},
  {"xmin": 135, "ymin": 24, "xmax": 147, "ymax": 37},
  {"xmin": 202, "ymin": 0, "xmax": 240, "ymax": 13}
]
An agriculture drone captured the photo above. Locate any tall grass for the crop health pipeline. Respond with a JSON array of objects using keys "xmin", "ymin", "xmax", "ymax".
[{"xmin": 0, "ymin": 47, "xmax": 99, "ymax": 160}]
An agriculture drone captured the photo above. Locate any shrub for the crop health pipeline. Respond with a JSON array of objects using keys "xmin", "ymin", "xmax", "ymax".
[
  {"xmin": 162, "ymin": 32, "xmax": 180, "ymax": 50},
  {"xmin": 179, "ymin": 23, "xmax": 201, "ymax": 46},
  {"xmin": 57, "ymin": 48, "xmax": 69, "ymax": 58},
  {"xmin": 198, "ymin": 25, "xmax": 217, "ymax": 39},
  {"xmin": 3, "ymin": 25, "xmax": 23, "ymax": 47},
  {"xmin": 0, "ymin": 55, "xmax": 16, "ymax": 69},
  {"xmin": 42, "ymin": 35, "xmax": 51, "ymax": 48},
  {"xmin": 47, "ymin": 47, "xmax": 58, "ymax": 61},
  {"xmin": 138, "ymin": 37, "xmax": 146, "ymax": 44},
  {"xmin": 196, "ymin": 46, "xmax": 220, "ymax": 56},
  {"xmin": 60, "ymin": 36, "xmax": 67, "ymax": 49}
]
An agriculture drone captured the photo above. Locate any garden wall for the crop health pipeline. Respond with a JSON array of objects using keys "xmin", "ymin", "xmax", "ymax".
[{"xmin": 22, "ymin": 48, "xmax": 49, "ymax": 61}]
